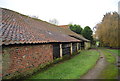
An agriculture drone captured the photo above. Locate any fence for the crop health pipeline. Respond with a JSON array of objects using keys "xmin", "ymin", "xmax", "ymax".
[
  {"xmin": 62, "ymin": 43, "xmax": 71, "ymax": 56},
  {"xmin": 53, "ymin": 42, "xmax": 83, "ymax": 59}
]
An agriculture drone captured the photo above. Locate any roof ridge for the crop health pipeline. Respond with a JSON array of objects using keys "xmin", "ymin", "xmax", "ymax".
[
  {"xmin": 2, "ymin": 8, "xmax": 81, "ymax": 45},
  {"xmin": 1, "ymin": 8, "xmax": 59, "ymax": 27}
]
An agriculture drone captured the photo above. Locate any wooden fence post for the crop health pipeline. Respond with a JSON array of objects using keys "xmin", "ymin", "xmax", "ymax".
[
  {"xmin": 70, "ymin": 43, "xmax": 72, "ymax": 55},
  {"xmin": 80, "ymin": 43, "xmax": 81, "ymax": 50},
  {"xmin": 77, "ymin": 43, "xmax": 79, "ymax": 51},
  {"xmin": 60, "ymin": 44, "xmax": 62, "ymax": 58}
]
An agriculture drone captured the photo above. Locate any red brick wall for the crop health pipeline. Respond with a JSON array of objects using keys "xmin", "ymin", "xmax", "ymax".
[{"xmin": 2, "ymin": 44, "xmax": 53, "ymax": 78}]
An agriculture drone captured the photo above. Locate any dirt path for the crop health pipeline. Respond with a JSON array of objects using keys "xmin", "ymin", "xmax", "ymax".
[{"xmin": 81, "ymin": 49, "xmax": 108, "ymax": 79}]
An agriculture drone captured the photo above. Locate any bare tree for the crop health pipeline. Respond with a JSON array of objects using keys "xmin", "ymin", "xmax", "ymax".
[
  {"xmin": 95, "ymin": 12, "xmax": 119, "ymax": 47},
  {"xmin": 28, "ymin": 15, "xmax": 39, "ymax": 19},
  {"xmin": 31, "ymin": 15, "xmax": 39, "ymax": 19},
  {"xmin": 49, "ymin": 18, "xmax": 59, "ymax": 25}
]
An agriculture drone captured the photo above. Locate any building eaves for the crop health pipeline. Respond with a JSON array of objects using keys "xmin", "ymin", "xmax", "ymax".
[{"xmin": 58, "ymin": 25, "xmax": 90, "ymax": 42}]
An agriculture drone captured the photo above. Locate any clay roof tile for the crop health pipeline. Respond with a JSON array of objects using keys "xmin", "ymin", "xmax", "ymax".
[{"xmin": 1, "ymin": 8, "xmax": 81, "ymax": 45}]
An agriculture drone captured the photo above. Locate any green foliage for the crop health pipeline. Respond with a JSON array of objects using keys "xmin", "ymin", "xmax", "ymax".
[
  {"xmin": 82, "ymin": 26, "xmax": 93, "ymax": 41},
  {"xmin": 69, "ymin": 24, "xmax": 93, "ymax": 42},
  {"xmin": 106, "ymin": 49, "xmax": 120, "ymax": 56},
  {"xmin": 69, "ymin": 24, "xmax": 83, "ymax": 34},
  {"xmin": 26, "ymin": 50, "xmax": 99, "ymax": 79}
]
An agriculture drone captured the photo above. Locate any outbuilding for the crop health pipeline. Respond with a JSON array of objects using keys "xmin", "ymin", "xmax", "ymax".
[{"xmin": 1, "ymin": 8, "xmax": 89, "ymax": 79}]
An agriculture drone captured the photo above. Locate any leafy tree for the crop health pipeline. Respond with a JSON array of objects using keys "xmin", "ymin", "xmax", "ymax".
[
  {"xmin": 69, "ymin": 24, "xmax": 83, "ymax": 34},
  {"xmin": 81, "ymin": 26, "xmax": 93, "ymax": 41},
  {"xmin": 95, "ymin": 12, "xmax": 119, "ymax": 48}
]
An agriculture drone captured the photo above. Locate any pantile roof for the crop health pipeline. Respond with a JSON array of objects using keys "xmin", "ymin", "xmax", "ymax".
[
  {"xmin": 58, "ymin": 25, "xmax": 90, "ymax": 42},
  {"xmin": 1, "ymin": 8, "xmax": 81, "ymax": 45}
]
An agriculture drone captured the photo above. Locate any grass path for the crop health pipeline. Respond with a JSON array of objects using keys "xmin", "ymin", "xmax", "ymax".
[
  {"xmin": 81, "ymin": 49, "xmax": 108, "ymax": 79},
  {"xmin": 81, "ymin": 48, "xmax": 119, "ymax": 79},
  {"xmin": 25, "ymin": 50, "xmax": 99, "ymax": 80},
  {"xmin": 97, "ymin": 49, "xmax": 118, "ymax": 79}
]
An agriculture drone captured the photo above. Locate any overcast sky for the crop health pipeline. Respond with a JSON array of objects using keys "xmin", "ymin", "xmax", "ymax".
[{"xmin": 0, "ymin": 0, "xmax": 119, "ymax": 29}]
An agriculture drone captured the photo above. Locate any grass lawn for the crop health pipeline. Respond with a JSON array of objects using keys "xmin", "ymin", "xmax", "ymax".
[
  {"xmin": 99, "ymin": 64, "xmax": 118, "ymax": 79},
  {"xmin": 98, "ymin": 49, "xmax": 118, "ymax": 79},
  {"xmin": 25, "ymin": 50, "xmax": 99, "ymax": 79},
  {"xmin": 106, "ymin": 49, "xmax": 120, "ymax": 56},
  {"xmin": 102, "ymin": 50, "xmax": 116, "ymax": 64}
]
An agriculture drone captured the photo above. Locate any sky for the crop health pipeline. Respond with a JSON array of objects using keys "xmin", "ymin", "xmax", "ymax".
[
  {"xmin": 118, "ymin": 1, "xmax": 120, "ymax": 15},
  {"xmin": 0, "ymin": 0, "xmax": 119, "ymax": 29}
]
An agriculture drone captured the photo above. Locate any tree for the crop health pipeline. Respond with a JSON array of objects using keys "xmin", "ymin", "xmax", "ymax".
[
  {"xmin": 49, "ymin": 18, "xmax": 59, "ymax": 25},
  {"xmin": 95, "ymin": 12, "xmax": 119, "ymax": 48},
  {"xmin": 81, "ymin": 26, "xmax": 93, "ymax": 41},
  {"xmin": 69, "ymin": 24, "xmax": 83, "ymax": 34},
  {"xmin": 28, "ymin": 15, "xmax": 39, "ymax": 19}
]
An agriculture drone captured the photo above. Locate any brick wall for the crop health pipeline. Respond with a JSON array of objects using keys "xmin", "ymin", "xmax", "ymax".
[{"xmin": 2, "ymin": 44, "xmax": 53, "ymax": 78}]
